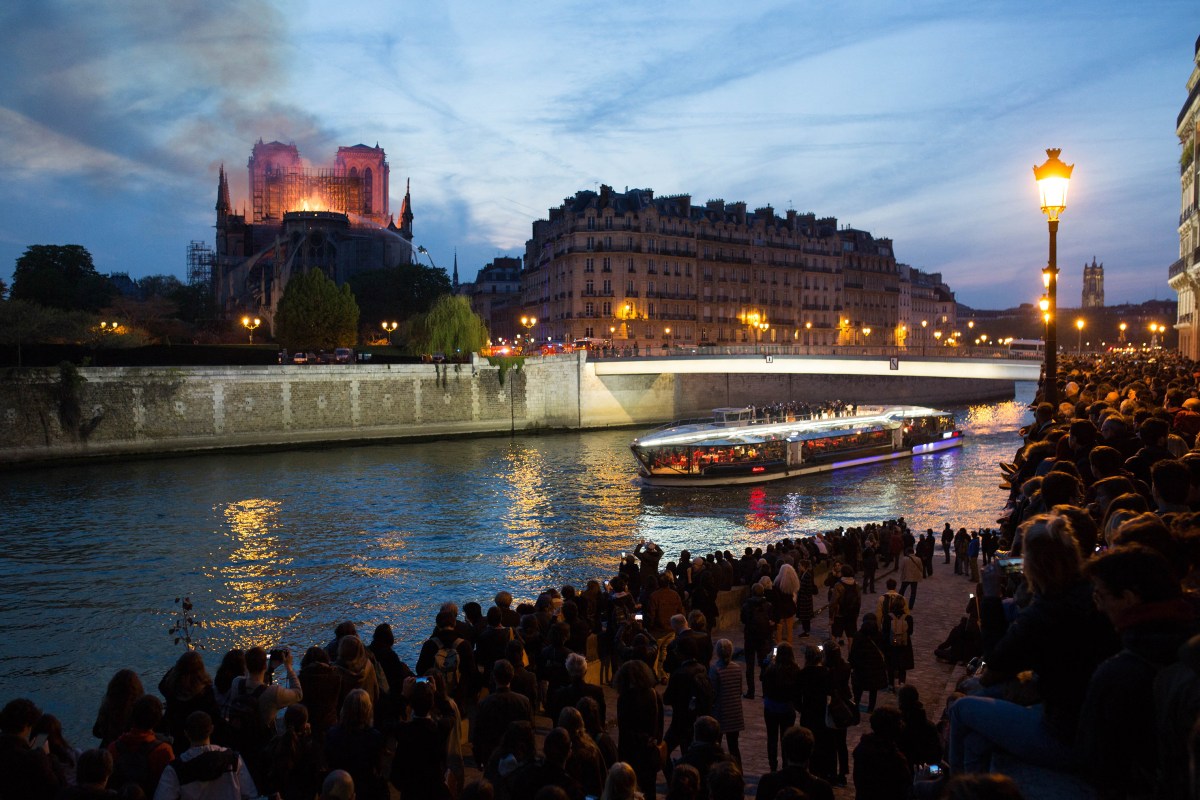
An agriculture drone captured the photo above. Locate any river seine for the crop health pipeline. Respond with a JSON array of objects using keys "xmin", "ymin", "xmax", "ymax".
[{"xmin": 1, "ymin": 383, "xmax": 1033, "ymax": 743}]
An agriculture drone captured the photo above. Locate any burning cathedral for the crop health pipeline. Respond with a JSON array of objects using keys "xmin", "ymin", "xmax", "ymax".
[{"xmin": 213, "ymin": 140, "xmax": 415, "ymax": 325}]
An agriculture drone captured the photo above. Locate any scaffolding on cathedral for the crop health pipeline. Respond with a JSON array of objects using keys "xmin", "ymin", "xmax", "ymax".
[
  {"xmin": 251, "ymin": 168, "xmax": 367, "ymax": 223},
  {"xmin": 186, "ymin": 240, "xmax": 214, "ymax": 288}
]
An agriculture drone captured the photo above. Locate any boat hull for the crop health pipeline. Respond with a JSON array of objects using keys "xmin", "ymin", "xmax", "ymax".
[{"xmin": 637, "ymin": 435, "xmax": 963, "ymax": 488}]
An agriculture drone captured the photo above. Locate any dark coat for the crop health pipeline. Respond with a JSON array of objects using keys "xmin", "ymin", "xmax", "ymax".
[
  {"xmin": 849, "ymin": 628, "xmax": 889, "ymax": 692},
  {"xmin": 546, "ymin": 678, "xmax": 606, "ymax": 730},
  {"xmin": 390, "ymin": 716, "xmax": 453, "ymax": 800},
  {"xmin": 0, "ymin": 733, "xmax": 62, "ymax": 800},
  {"xmin": 755, "ymin": 765, "xmax": 835, "ymax": 800},
  {"xmin": 796, "ymin": 569, "xmax": 818, "ymax": 620},
  {"xmin": 471, "ymin": 688, "xmax": 533, "ymax": 769},
  {"xmin": 324, "ymin": 725, "xmax": 388, "ymax": 800},
  {"xmin": 981, "ymin": 579, "xmax": 1120, "ymax": 741},
  {"xmin": 796, "ymin": 664, "xmax": 830, "ymax": 731},
  {"xmin": 851, "ymin": 733, "xmax": 911, "ymax": 800}
]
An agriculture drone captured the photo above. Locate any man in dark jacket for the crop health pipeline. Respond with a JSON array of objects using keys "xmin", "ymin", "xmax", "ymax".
[
  {"xmin": 1079, "ymin": 545, "xmax": 1199, "ymax": 799},
  {"xmin": 390, "ymin": 682, "xmax": 454, "ymax": 800},
  {"xmin": 0, "ymin": 698, "xmax": 63, "ymax": 800},
  {"xmin": 546, "ymin": 653, "xmax": 605, "ymax": 727},
  {"xmin": 675, "ymin": 716, "xmax": 733, "ymax": 800},
  {"xmin": 646, "ymin": 572, "xmax": 685, "ymax": 678},
  {"xmin": 851, "ymin": 708, "xmax": 911, "ymax": 800},
  {"xmin": 740, "ymin": 583, "xmax": 774, "ymax": 699},
  {"xmin": 755, "ymin": 725, "xmax": 834, "ymax": 800},
  {"xmin": 662, "ymin": 640, "xmax": 713, "ymax": 763},
  {"xmin": 506, "ymin": 728, "xmax": 582, "ymax": 800},
  {"xmin": 471, "ymin": 660, "xmax": 533, "ymax": 769}
]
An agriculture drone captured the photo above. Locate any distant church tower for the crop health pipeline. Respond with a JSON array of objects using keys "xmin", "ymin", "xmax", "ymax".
[{"xmin": 1082, "ymin": 257, "xmax": 1105, "ymax": 308}]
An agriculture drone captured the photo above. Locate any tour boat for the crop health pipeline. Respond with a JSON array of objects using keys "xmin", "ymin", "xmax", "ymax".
[{"xmin": 631, "ymin": 405, "xmax": 963, "ymax": 487}]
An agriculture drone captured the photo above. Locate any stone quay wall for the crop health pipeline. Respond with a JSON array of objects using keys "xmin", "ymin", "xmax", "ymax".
[{"xmin": 0, "ymin": 353, "xmax": 1013, "ymax": 465}]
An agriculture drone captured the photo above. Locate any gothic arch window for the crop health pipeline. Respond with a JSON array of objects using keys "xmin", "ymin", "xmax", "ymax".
[
  {"xmin": 349, "ymin": 167, "xmax": 358, "ymax": 177},
  {"xmin": 363, "ymin": 168, "xmax": 374, "ymax": 215}
]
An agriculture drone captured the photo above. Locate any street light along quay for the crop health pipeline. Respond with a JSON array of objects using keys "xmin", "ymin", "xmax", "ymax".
[
  {"xmin": 381, "ymin": 320, "xmax": 398, "ymax": 345},
  {"xmin": 1075, "ymin": 318, "xmax": 1085, "ymax": 354},
  {"xmin": 1033, "ymin": 147, "xmax": 1074, "ymax": 407},
  {"xmin": 241, "ymin": 316, "xmax": 261, "ymax": 345}
]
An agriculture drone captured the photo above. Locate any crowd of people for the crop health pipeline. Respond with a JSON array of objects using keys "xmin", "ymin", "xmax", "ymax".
[{"xmin": 3, "ymin": 352, "xmax": 1199, "ymax": 800}]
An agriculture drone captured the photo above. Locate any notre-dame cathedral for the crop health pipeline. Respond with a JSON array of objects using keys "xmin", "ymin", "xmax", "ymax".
[{"xmin": 213, "ymin": 140, "xmax": 415, "ymax": 326}]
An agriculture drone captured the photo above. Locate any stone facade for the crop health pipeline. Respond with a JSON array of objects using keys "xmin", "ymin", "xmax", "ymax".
[
  {"xmin": 1169, "ymin": 35, "xmax": 1200, "ymax": 359},
  {"xmin": 523, "ymin": 186, "xmax": 948, "ymax": 351},
  {"xmin": 0, "ymin": 355, "xmax": 1016, "ymax": 466}
]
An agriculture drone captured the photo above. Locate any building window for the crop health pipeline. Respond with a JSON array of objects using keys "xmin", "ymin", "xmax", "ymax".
[
  {"xmin": 628, "ymin": 258, "xmax": 635, "ymax": 272},
  {"xmin": 602, "ymin": 279, "xmax": 612, "ymax": 293},
  {"xmin": 602, "ymin": 301, "xmax": 612, "ymax": 315},
  {"xmin": 584, "ymin": 258, "xmax": 594, "ymax": 272},
  {"xmin": 602, "ymin": 257, "xmax": 611, "ymax": 271},
  {"xmin": 587, "ymin": 236, "xmax": 594, "ymax": 249},
  {"xmin": 585, "ymin": 279, "xmax": 594, "ymax": 294},
  {"xmin": 587, "ymin": 216, "xmax": 595, "ymax": 230},
  {"xmin": 585, "ymin": 302, "xmax": 594, "ymax": 316}
]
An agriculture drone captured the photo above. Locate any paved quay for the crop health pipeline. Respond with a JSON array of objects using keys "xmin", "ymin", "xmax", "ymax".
[{"xmin": 463, "ymin": 549, "xmax": 977, "ymax": 799}]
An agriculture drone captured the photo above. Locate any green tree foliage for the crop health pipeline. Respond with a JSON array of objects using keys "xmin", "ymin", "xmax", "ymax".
[
  {"xmin": 11, "ymin": 245, "xmax": 114, "ymax": 311},
  {"xmin": 273, "ymin": 269, "xmax": 360, "ymax": 351},
  {"xmin": 0, "ymin": 299, "xmax": 90, "ymax": 366},
  {"xmin": 346, "ymin": 262, "xmax": 452, "ymax": 335},
  {"xmin": 412, "ymin": 295, "xmax": 488, "ymax": 357}
]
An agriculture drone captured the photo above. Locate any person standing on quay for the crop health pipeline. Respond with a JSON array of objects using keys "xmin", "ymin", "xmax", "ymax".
[
  {"xmin": 941, "ymin": 523, "xmax": 953, "ymax": 565},
  {"xmin": 795, "ymin": 560, "xmax": 819, "ymax": 637},
  {"xmin": 774, "ymin": 562, "xmax": 801, "ymax": 644},
  {"xmin": 741, "ymin": 583, "xmax": 775, "ymax": 699},
  {"xmin": 861, "ymin": 539, "xmax": 878, "ymax": 594},
  {"xmin": 898, "ymin": 547, "xmax": 924, "ymax": 609},
  {"xmin": 709, "ymin": 639, "xmax": 746, "ymax": 767},
  {"xmin": 967, "ymin": 532, "xmax": 982, "ymax": 583}
]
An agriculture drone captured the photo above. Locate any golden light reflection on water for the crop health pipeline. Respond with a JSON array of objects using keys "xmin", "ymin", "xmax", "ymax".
[{"xmin": 214, "ymin": 498, "xmax": 297, "ymax": 647}]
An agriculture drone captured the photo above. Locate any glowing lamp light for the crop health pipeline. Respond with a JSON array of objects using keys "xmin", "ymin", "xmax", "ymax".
[{"xmin": 1033, "ymin": 148, "xmax": 1074, "ymax": 222}]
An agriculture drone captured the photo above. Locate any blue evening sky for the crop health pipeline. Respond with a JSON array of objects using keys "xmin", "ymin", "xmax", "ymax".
[{"xmin": 0, "ymin": 1, "xmax": 1193, "ymax": 308}]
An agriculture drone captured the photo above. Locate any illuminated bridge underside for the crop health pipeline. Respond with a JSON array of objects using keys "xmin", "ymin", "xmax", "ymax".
[{"xmin": 591, "ymin": 355, "xmax": 1042, "ymax": 381}]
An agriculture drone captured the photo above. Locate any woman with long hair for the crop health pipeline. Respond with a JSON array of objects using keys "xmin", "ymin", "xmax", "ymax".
[
  {"xmin": 92, "ymin": 668, "xmax": 144, "ymax": 747},
  {"xmin": 774, "ymin": 562, "xmax": 801, "ymax": 644},
  {"xmin": 613, "ymin": 659, "xmax": 663, "ymax": 798},
  {"xmin": 158, "ymin": 650, "xmax": 220, "ymax": 752},
  {"xmin": 600, "ymin": 761, "xmax": 645, "ymax": 800},
  {"xmin": 212, "ymin": 649, "xmax": 246, "ymax": 718},
  {"xmin": 849, "ymin": 613, "xmax": 888, "ymax": 712},
  {"xmin": 324, "ymin": 689, "xmax": 387, "ymax": 800}
]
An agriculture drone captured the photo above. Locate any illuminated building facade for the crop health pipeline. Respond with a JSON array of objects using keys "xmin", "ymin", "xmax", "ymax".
[
  {"xmin": 214, "ymin": 141, "xmax": 414, "ymax": 328},
  {"xmin": 522, "ymin": 185, "xmax": 924, "ymax": 348},
  {"xmin": 1169, "ymin": 34, "xmax": 1200, "ymax": 359}
]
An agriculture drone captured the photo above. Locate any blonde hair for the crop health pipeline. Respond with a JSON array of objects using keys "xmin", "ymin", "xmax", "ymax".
[
  {"xmin": 339, "ymin": 688, "xmax": 373, "ymax": 730},
  {"xmin": 1019, "ymin": 513, "xmax": 1083, "ymax": 595},
  {"xmin": 600, "ymin": 761, "xmax": 642, "ymax": 800}
]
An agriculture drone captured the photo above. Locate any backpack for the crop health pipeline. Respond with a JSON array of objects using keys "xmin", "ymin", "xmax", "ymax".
[
  {"xmin": 430, "ymin": 636, "xmax": 463, "ymax": 694},
  {"xmin": 745, "ymin": 598, "xmax": 773, "ymax": 639},
  {"xmin": 111, "ymin": 736, "xmax": 168, "ymax": 797},
  {"xmin": 838, "ymin": 582, "xmax": 861, "ymax": 622},
  {"xmin": 688, "ymin": 663, "xmax": 714, "ymax": 715},
  {"xmin": 224, "ymin": 679, "xmax": 270, "ymax": 756},
  {"xmin": 890, "ymin": 615, "xmax": 910, "ymax": 647}
]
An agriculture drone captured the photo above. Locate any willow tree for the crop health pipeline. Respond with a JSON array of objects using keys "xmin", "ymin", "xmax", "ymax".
[
  {"xmin": 274, "ymin": 269, "xmax": 360, "ymax": 351},
  {"xmin": 413, "ymin": 295, "xmax": 488, "ymax": 357}
]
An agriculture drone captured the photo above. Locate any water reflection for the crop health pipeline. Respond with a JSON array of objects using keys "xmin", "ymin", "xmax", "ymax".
[{"xmin": 0, "ymin": 385, "xmax": 1033, "ymax": 745}]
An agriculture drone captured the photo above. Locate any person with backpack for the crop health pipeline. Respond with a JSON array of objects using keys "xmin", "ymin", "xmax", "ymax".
[
  {"xmin": 108, "ymin": 694, "xmax": 174, "ymax": 798},
  {"xmin": 471, "ymin": 660, "xmax": 533, "ymax": 773},
  {"xmin": 829, "ymin": 566, "xmax": 862, "ymax": 647},
  {"xmin": 221, "ymin": 646, "xmax": 301, "ymax": 786},
  {"xmin": 153, "ymin": 711, "xmax": 257, "ymax": 800},
  {"xmin": 740, "ymin": 583, "xmax": 775, "ymax": 699},
  {"xmin": 417, "ymin": 610, "xmax": 477, "ymax": 711},
  {"xmin": 883, "ymin": 597, "xmax": 914, "ymax": 691}
]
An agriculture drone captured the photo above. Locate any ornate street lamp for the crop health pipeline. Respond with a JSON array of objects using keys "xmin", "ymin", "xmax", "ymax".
[
  {"xmin": 933, "ymin": 330, "xmax": 943, "ymax": 347},
  {"xmin": 1118, "ymin": 322, "xmax": 1127, "ymax": 343},
  {"xmin": 1075, "ymin": 318, "xmax": 1085, "ymax": 354},
  {"xmin": 381, "ymin": 320, "xmax": 398, "ymax": 346},
  {"xmin": 862, "ymin": 326, "xmax": 872, "ymax": 347},
  {"xmin": 241, "ymin": 316, "xmax": 261, "ymax": 345},
  {"xmin": 1033, "ymin": 148, "xmax": 1074, "ymax": 405},
  {"xmin": 805, "ymin": 320, "xmax": 812, "ymax": 347}
]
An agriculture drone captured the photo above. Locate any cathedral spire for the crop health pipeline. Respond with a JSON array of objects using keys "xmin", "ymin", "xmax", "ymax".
[
  {"xmin": 398, "ymin": 178, "xmax": 414, "ymax": 241},
  {"xmin": 216, "ymin": 164, "xmax": 231, "ymax": 219},
  {"xmin": 452, "ymin": 249, "xmax": 460, "ymax": 291}
]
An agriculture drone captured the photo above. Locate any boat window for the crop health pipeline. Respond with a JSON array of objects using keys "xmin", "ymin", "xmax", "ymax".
[
  {"xmin": 694, "ymin": 441, "xmax": 785, "ymax": 471},
  {"xmin": 636, "ymin": 445, "xmax": 693, "ymax": 474},
  {"xmin": 799, "ymin": 428, "xmax": 893, "ymax": 463}
]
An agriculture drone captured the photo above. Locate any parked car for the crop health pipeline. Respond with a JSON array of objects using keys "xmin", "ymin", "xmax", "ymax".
[
  {"xmin": 291, "ymin": 351, "xmax": 309, "ymax": 364},
  {"xmin": 334, "ymin": 347, "xmax": 353, "ymax": 364}
]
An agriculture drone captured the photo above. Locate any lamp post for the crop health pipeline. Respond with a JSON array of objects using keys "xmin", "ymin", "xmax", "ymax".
[
  {"xmin": 758, "ymin": 321, "xmax": 770, "ymax": 346},
  {"xmin": 862, "ymin": 326, "xmax": 871, "ymax": 349},
  {"xmin": 520, "ymin": 315, "xmax": 537, "ymax": 351},
  {"xmin": 1149, "ymin": 323, "xmax": 1164, "ymax": 348},
  {"xmin": 920, "ymin": 319, "xmax": 928, "ymax": 356},
  {"xmin": 1033, "ymin": 148, "xmax": 1074, "ymax": 406},
  {"xmin": 805, "ymin": 321, "xmax": 812, "ymax": 348},
  {"xmin": 1119, "ymin": 322, "xmax": 1127, "ymax": 343},
  {"xmin": 381, "ymin": 320, "xmax": 398, "ymax": 346},
  {"xmin": 933, "ymin": 330, "xmax": 942, "ymax": 348},
  {"xmin": 241, "ymin": 316, "xmax": 261, "ymax": 345},
  {"xmin": 1075, "ymin": 318, "xmax": 1085, "ymax": 354}
]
